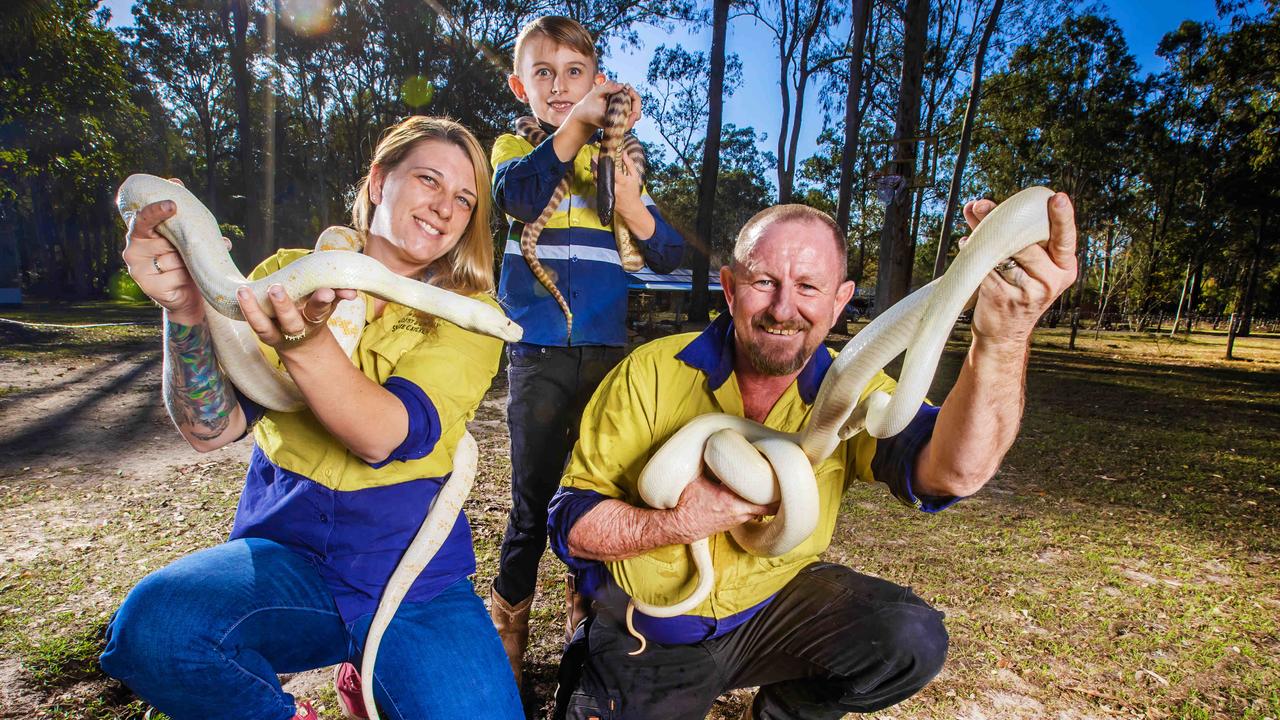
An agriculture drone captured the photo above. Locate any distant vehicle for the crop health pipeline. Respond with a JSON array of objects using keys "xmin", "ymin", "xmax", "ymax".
[{"xmin": 844, "ymin": 296, "xmax": 873, "ymax": 322}]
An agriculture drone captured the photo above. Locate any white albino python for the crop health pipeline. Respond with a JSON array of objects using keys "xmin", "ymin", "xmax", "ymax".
[
  {"xmin": 116, "ymin": 174, "xmax": 522, "ymax": 719},
  {"xmin": 624, "ymin": 186, "xmax": 1055, "ymax": 654}
]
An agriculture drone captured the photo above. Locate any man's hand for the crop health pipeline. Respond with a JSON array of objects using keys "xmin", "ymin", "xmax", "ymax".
[
  {"xmin": 962, "ymin": 192, "xmax": 1078, "ymax": 346},
  {"xmin": 666, "ymin": 475, "xmax": 778, "ymax": 544}
]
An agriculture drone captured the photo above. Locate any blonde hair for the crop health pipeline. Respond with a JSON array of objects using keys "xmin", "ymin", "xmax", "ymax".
[
  {"xmin": 512, "ymin": 16, "xmax": 597, "ymax": 72},
  {"xmin": 732, "ymin": 204, "xmax": 847, "ymax": 280},
  {"xmin": 352, "ymin": 116, "xmax": 495, "ymax": 299}
]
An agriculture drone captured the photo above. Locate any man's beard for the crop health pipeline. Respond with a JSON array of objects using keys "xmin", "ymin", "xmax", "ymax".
[{"xmin": 742, "ymin": 314, "xmax": 814, "ymax": 376}]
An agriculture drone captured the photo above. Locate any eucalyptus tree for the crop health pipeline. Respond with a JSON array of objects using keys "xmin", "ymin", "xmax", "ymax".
[
  {"xmin": 875, "ymin": 0, "xmax": 929, "ymax": 311},
  {"xmin": 127, "ymin": 0, "xmax": 234, "ymax": 217},
  {"xmin": 969, "ymin": 13, "xmax": 1141, "ymax": 341},
  {"xmin": 744, "ymin": 0, "xmax": 847, "ymax": 202}
]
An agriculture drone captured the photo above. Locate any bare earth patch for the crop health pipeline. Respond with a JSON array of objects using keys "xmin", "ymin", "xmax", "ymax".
[{"xmin": 1, "ymin": 308, "xmax": 1277, "ymax": 719}]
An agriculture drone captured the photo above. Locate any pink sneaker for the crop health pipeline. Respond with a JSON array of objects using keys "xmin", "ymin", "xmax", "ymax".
[
  {"xmin": 334, "ymin": 662, "xmax": 371, "ymax": 719},
  {"xmin": 291, "ymin": 700, "xmax": 319, "ymax": 720}
]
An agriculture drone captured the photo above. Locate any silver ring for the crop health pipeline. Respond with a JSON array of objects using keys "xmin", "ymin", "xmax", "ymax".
[
  {"xmin": 152, "ymin": 256, "xmax": 163, "ymax": 274},
  {"xmin": 282, "ymin": 329, "xmax": 308, "ymax": 343},
  {"xmin": 995, "ymin": 258, "xmax": 1018, "ymax": 273}
]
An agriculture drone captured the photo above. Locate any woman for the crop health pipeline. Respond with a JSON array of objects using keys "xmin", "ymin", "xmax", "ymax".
[{"xmin": 100, "ymin": 117, "xmax": 523, "ymax": 720}]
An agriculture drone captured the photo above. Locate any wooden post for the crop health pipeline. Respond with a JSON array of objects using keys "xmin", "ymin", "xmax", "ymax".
[{"xmin": 1226, "ymin": 313, "xmax": 1238, "ymax": 360}]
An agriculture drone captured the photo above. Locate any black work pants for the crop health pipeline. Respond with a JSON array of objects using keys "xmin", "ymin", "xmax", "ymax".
[
  {"xmin": 494, "ymin": 344, "xmax": 626, "ymax": 605},
  {"xmin": 557, "ymin": 563, "xmax": 948, "ymax": 720}
]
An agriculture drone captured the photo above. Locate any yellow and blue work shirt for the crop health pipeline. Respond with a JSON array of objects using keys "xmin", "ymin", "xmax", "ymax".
[
  {"xmin": 547, "ymin": 314, "xmax": 958, "ymax": 645},
  {"xmin": 493, "ymin": 127, "xmax": 684, "ymax": 347},
  {"xmin": 228, "ymin": 249, "xmax": 504, "ymax": 623}
]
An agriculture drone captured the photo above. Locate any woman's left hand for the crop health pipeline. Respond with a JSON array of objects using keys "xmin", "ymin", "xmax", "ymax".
[{"xmin": 237, "ymin": 284, "xmax": 358, "ymax": 351}]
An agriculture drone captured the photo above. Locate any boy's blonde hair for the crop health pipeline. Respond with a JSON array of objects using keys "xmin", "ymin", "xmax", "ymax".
[
  {"xmin": 512, "ymin": 16, "xmax": 597, "ymax": 72},
  {"xmin": 352, "ymin": 116, "xmax": 495, "ymax": 299}
]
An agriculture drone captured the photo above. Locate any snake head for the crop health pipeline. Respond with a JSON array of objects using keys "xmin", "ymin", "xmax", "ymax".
[{"xmin": 596, "ymin": 155, "xmax": 616, "ymax": 226}]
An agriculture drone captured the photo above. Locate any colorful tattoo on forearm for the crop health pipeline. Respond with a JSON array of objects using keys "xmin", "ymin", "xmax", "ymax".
[{"xmin": 163, "ymin": 317, "xmax": 236, "ymax": 440}]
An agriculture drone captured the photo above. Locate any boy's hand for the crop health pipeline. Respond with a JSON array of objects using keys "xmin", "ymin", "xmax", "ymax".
[
  {"xmin": 564, "ymin": 79, "xmax": 629, "ymax": 131},
  {"xmin": 613, "ymin": 151, "xmax": 656, "ymax": 240},
  {"xmin": 553, "ymin": 79, "xmax": 641, "ymax": 162}
]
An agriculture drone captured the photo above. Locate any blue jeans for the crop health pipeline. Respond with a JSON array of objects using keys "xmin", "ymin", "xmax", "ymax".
[{"xmin": 100, "ymin": 538, "xmax": 521, "ymax": 720}]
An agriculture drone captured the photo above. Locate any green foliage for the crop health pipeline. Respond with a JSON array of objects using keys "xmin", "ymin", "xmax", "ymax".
[
  {"xmin": 648, "ymin": 125, "xmax": 775, "ymax": 263},
  {"xmin": 0, "ymin": 0, "xmax": 156, "ymax": 298}
]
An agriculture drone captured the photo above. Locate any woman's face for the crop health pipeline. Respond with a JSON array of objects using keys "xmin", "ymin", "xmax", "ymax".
[{"xmin": 367, "ymin": 139, "xmax": 478, "ymax": 275}]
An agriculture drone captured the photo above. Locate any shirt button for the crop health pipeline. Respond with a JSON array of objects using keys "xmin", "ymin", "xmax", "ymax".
[
  {"xmin": 571, "ymin": 256, "xmax": 578, "ymax": 263},
  {"xmin": 319, "ymin": 513, "xmax": 328, "ymax": 523}
]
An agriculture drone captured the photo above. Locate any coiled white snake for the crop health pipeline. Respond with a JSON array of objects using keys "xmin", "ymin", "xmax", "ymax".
[
  {"xmin": 115, "ymin": 174, "xmax": 522, "ymax": 719},
  {"xmin": 625, "ymin": 186, "xmax": 1055, "ymax": 653}
]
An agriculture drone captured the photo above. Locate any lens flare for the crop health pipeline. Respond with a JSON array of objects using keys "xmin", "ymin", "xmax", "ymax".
[
  {"xmin": 279, "ymin": 0, "xmax": 333, "ymax": 37},
  {"xmin": 401, "ymin": 76, "xmax": 436, "ymax": 108}
]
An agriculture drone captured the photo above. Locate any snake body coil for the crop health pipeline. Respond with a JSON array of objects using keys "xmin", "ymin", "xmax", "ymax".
[
  {"xmin": 115, "ymin": 174, "xmax": 521, "ymax": 720},
  {"xmin": 623, "ymin": 186, "xmax": 1056, "ymax": 654},
  {"xmin": 514, "ymin": 92, "xmax": 647, "ymax": 338}
]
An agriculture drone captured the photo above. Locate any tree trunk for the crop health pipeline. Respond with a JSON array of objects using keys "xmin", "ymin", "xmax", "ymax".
[
  {"xmin": 834, "ymin": 0, "xmax": 872, "ymax": 246},
  {"xmin": 261, "ymin": 3, "xmax": 277, "ymax": 251},
  {"xmin": 781, "ymin": 0, "xmax": 827, "ymax": 203},
  {"xmin": 227, "ymin": 0, "xmax": 260, "ymax": 265},
  {"xmin": 1067, "ymin": 230, "xmax": 1089, "ymax": 350},
  {"xmin": 934, "ymin": 0, "xmax": 1002, "ymax": 279},
  {"xmin": 1169, "ymin": 260, "xmax": 1191, "ymax": 338},
  {"xmin": 1236, "ymin": 213, "xmax": 1267, "ymax": 338},
  {"xmin": 690, "ymin": 0, "xmax": 730, "ymax": 324},
  {"xmin": 775, "ymin": 2, "xmax": 794, "ymax": 202},
  {"xmin": 875, "ymin": 0, "xmax": 929, "ymax": 313},
  {"xmin": 1184, "ymin": 255, "xmax": 1203, "ymax": 334}
]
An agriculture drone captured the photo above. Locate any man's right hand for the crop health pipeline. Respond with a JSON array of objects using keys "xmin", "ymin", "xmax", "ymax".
[
  {"xmin": 121, "ymin": 181, "xmax": 206, "ymax": 324},
  {"xmin": 667, "ymin": 475, "xmax": 778, "ymax": 544}
]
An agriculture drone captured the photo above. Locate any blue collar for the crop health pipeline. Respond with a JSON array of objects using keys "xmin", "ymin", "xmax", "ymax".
[{"xmin": 674, "ymin": 314, "xmax": 833, "ymax": 404}]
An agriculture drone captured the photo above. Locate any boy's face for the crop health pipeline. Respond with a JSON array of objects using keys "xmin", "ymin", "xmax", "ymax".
[{"xmin": 508, "ymin": 34, "xmax": 599, "ymax": 128}]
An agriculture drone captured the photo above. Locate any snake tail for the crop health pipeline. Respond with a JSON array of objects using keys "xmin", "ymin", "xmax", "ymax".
[{"xmin": 519, "ymin": 175, "xmax": 574, "ymax": 339}]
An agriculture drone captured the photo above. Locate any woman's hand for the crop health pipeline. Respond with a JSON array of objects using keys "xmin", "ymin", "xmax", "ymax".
[
  {"xmin": 120, "ymin": 180, "xmax": 206, "ymax": 324},
  {"xmin": 236, "ymin": 284, "xmax": 358, "ymax": 351}
]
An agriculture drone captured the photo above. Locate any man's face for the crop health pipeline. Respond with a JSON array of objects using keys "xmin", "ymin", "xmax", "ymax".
[
  {"xmin": 720, "ymin": 219, "xmax": 855, "ymax": 377},
  {"xmin": 508, "ymin": 35, "xmax": 599, "ymax": 128}
]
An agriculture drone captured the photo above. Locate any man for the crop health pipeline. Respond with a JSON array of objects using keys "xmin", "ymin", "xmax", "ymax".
[{"xmin": 546, "ymin": 196, "xmax": 1078, "ymax": 719}]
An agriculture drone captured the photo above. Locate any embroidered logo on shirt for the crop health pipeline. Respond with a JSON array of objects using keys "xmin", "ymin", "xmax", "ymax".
[{"xmin": 391, "ymin": 316, "xmax": 427, "ymax": 335}]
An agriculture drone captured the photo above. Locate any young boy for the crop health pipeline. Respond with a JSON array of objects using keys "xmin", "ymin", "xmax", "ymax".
[{"xmin": 489, "ymin": 15, "xmax": 685, "ymax": 687}]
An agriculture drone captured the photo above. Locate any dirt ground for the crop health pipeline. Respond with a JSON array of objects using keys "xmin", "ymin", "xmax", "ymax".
[{"xmin": 1, "ymin": 305, "xmax": 1277, "ymax": 719}]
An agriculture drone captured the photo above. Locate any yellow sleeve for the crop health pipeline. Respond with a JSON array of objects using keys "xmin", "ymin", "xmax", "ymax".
[{"xmin": 491, "ymin": 132, "xmax": 534, "ymax": 174}]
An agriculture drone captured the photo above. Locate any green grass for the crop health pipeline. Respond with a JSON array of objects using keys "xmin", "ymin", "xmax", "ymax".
[{"xmin": 1, "ymin": 312, "xmax": 1277, "ymax": 719}]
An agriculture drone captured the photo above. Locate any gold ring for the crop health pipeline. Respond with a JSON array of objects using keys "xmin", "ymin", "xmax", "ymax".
[
  {"xmin": 301, "ymin": 309, "xmax": 325, "ymax": 325},
  {"xmin": 152, "ymin": 256, "xmax": 163, "ymax": 274},
  {"xmin": 282, "ymin": 329, "xmax": 308, "ymax": 343}
]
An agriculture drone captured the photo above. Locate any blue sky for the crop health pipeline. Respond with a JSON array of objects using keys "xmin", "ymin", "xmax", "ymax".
[{"xmin": 101, "ymin": 0, "xmax": 1238, "ymax": 166}]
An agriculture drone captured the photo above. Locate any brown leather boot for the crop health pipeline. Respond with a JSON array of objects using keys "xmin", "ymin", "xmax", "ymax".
[
  {"xmin": 489, "ymin": 586, "xmax": 532, "ymax": 687},
  {"xmin": 564, "ymin": 572, "xmax": 591, "ymax": 644}
]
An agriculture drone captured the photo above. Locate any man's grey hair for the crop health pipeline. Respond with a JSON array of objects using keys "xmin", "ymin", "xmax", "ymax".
[{"xmin": 731, "ymin": 204, "xmax": 848, "ymax": 279}]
